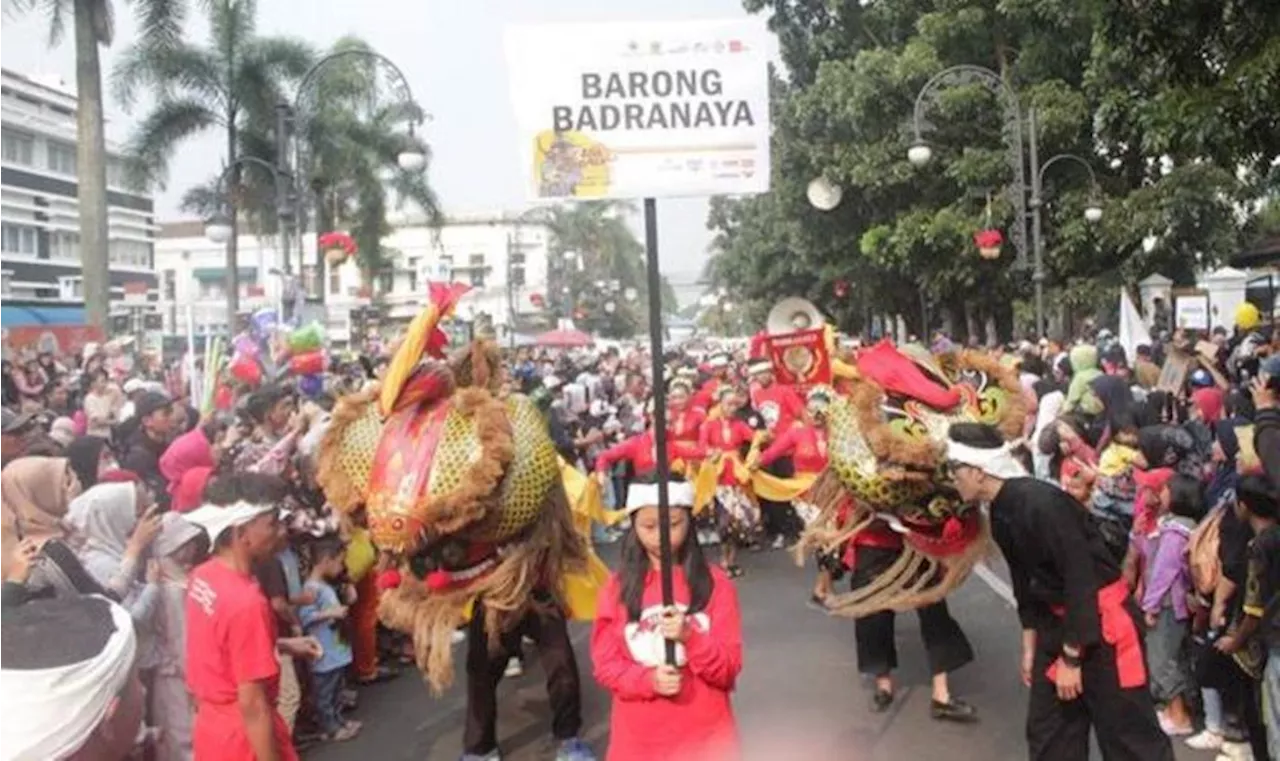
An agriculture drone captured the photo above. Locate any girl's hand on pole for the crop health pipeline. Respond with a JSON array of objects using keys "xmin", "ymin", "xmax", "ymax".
[
  {"xmin": 659, "ymin": 606, "xmax": 688, "ymax": 642},
  {"xmin": 653, "ymin": 664, "xmax": 682, "ymax": 697}
]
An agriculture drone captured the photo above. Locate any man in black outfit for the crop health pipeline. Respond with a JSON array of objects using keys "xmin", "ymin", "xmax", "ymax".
[{"xmin": 946, "ymin": 422, "xmax": 1173, "ymax": 761}]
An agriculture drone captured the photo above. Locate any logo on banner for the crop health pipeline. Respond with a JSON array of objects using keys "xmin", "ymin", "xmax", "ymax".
[{"xmin": 762, "ymin": 328, "xmax": 832, "ymax": 388}]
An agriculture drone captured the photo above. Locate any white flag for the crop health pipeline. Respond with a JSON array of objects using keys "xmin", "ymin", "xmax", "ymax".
[{"xmin": 1118, "ymin": 289, "xmax": 1152, "ymax": 362}]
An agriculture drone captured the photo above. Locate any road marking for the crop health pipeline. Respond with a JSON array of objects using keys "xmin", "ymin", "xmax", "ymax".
[{"xmin": 974, "ymin": 561, "xmax": 1017, "ymax": 608}]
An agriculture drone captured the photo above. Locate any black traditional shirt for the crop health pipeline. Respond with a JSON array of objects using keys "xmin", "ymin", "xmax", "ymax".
[{"xmin": 989, "ymin": 477, "xmax": 1121, "ymax": 650}]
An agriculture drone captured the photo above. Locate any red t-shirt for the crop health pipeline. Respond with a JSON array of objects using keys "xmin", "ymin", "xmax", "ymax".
[
  {"xmin": 749, "ymin": 382, "xmax": 805, "ymax": 435},
  {"xmin": 186, "ymin": 557, "xmax": 298, "ymax": 761},
  {"xmin": 758, "ymin": 424, "xmax": 828, "ymax": 475}
]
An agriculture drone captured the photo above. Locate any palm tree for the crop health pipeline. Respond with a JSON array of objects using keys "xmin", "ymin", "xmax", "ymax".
[
  {"xmin": 112, "ymin": 0, "xmax": 312, "ymax": 319},
  {"xmin": 175, "ymin": 36, "xmax": 442, "ymax": 304},
  {"xmin": 5, "ymin": 0, "xmax": 188, "ymax": 330}
]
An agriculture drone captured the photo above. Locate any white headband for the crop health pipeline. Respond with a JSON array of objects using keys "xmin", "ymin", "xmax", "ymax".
[
  {"xmin": 945, "ymin": 439, "xmax": 1027, "ymax": 481},
  {"xmin": 625, "ymin": 482, "xmax": 695, "ymax": 516},
  {"xmin": 183, "ymin": 501, "xmax": 278, "ymax": 543},
  {"xmin": 1, "ymin": 597, "xmax": 137, "ymax": 761}
]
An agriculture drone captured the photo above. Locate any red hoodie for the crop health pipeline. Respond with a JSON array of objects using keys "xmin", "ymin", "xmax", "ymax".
[{"xmin": 591, "ymin": 565, "xmax": 742, "ymax": 761}]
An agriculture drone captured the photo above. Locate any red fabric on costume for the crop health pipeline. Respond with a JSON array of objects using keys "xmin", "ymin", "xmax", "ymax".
[
  {"xmin": 841, "ymin": 520, "xmax": 904, "ymax": 570},
  {"xmin": 855, "ymin": 339, "xmax": 962, "ymax": 410},
  {"xmin": 595, "ymin": 431, "xmax": 698, "ymax": 476},
  {"xmin": 186, "ymin": 558, "xmax": 297, "ymax": 761},
  {"xmin": 1047, "ymin": 579, "xmax": 1146, "ymax": 688},
  {"xmin": 350, "ymin": 572, "xmax": 381, "ymax": 680},
  {"xmin": 749, "ymin": 382, "xmax": 805, "ymax": 435},
  {"xmin": 591, "ymin": 566, "xmax": 742, "ymax": 761},
  {"xmin": 669, "ymin": 407, "xmax": 706, "ymax": 447},
  {"xmin": 691, "ymin": 379, "xmax": 722, "ymax": 413},
  {"xmin": 171, "ymin": 466, "xmax": 213, "ymax": 513},
  {"xmin": 757, "ymin": 424, "xmax": 827, "ymax": 474},
  {"xmin": 697, "ymin": 417, "xmax": 756, "ymax": 486}
]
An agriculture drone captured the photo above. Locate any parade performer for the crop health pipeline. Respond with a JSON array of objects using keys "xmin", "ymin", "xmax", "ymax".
[
  {"xmin": 315, "ymin": 283, "xmax": 600, "ymax": 761},
  {"xmin": 695, "ymin": 386, "xmax": 763, "ymax": 578},
  {"xmin": 793, "ymin": 342, "xmax": 1032, "ymax": 714},
  {"xmin": 691, "ymin": 353, "xmax": 733, "ymax": 414},
  {"xmin": 755, "ymin": 387, "xmax": 832, "ymax": 605},
  {"xmin": 667, "ymin": 379, "xmax": 707, "ymax": 457},
  {"xmin": 946, "ymin": 422, "xmax": 1173, "ymax": 761},
  {"xmin": 746, "ymin": 358, "xmax": 806, "ymax": 548},
  {"xmin": 590, "ymin": 482, "xmax": 743, "ymax": 761}
]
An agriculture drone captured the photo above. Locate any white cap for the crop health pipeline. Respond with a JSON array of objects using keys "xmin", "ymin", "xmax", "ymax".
[
  {"xmin": 624, "ymin": 482, "xmax": 695, "ymax": 516},
  {"xmin": 122, "ymin": 378, "xmax": 145, "ymax": 393},
  {"xmin": 542, "ymin": 374, "xmax": 562, "ymax": 391},
  {"xmin": 184, "ymin": 501, "xmax": 277, "ymax": 542}
]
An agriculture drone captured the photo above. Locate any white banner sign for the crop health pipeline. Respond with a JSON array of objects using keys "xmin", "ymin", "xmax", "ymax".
[
  {"xmin": 505, "ymin": 20, "xmax": 772, "ymax": 200},
  {"xmin": 1175, "ymin": 295, "xmax": 1209, "ymax": 331}
]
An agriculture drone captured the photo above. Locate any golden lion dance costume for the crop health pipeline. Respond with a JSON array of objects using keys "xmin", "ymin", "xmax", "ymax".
[
  {"xmin": 795, "ymin": 339, "xmax": 1027, "ymax": 618},
  {"xmin": 316, "ymin": 283, "xmax": 604, "ymax": 694}
]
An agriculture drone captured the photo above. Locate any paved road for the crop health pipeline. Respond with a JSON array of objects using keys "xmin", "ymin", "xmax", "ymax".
[{"xmin": 309, "ymin": 545, "xmax": 1205, "ymax": 761}]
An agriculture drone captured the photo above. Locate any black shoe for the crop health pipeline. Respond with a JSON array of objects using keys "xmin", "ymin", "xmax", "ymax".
[
  {"xmin": 871, "ymin": 689, "xmax": 894, "ymax": 713},
  {"xmin": 931, "ymin": 698, "xmax": 978, "ymax": 723}
]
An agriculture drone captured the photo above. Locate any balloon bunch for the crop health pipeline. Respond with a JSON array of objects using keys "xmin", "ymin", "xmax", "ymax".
[{"xmin": 284, "ymin": 321, "xmax": 328, "ymax": 397}]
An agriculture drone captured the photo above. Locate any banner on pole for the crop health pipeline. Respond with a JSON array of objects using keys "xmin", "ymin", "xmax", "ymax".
[
  {"xmin": 760, "ymin": 328, "xmax": 831, "ymax": 387},
  {"xmin": 505, "ymin": 20, "xmax": 773, "ymax": 200}
]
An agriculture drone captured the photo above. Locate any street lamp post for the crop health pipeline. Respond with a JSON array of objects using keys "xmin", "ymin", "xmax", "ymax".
[
  {"xmin": 204, "ymin": 154, "xmax": 292, "ymax": 323},
  {"xmin": 906, "ymin": 64, "xmax": 1104, "ymax": 338},
  {"xmin": 276, "ymin": 49, "xmax": 427, "ymax": 316}
]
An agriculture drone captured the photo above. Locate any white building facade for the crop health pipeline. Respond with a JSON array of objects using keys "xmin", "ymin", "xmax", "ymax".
[
  {"xmin": 154, "ymin": 210, "xmax": 552, "ymax": 345},
  {"xmin": 0, "ymin": 69, "xmax": 158, "ymax": 330}
]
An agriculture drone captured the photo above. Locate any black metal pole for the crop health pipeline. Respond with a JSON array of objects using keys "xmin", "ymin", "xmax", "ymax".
[{"xmin": 642, "ymin": 197, "xmax": 676, "ymax": 665}]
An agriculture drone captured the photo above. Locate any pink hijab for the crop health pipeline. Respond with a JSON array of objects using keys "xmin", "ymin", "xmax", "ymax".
[{"xmin": 159, "ymin": 428, "xmax": 214, "ymax": 492}]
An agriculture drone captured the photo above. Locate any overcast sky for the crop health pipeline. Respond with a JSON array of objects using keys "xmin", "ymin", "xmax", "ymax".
[{"xmin": 1, "ymin": 0, "xmax": 775, "ymax": 290}]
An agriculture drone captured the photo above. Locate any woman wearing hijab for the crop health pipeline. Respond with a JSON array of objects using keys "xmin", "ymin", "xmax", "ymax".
[
  {"xmin": 66, "ymin": 482, "xmax": 164, "ymax": 621},
  {"xmin": 0, "ymin": 456, "xmax": 111, "ymax": 605}
]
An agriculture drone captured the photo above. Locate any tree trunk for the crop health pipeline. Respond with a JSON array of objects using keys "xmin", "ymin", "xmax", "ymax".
[
  {"xmin": 225, "ymin": 121, "xmax": 241, "ymax": 322},
  {"xmin": 73, "ymin": 0, "xmax": 110, "ymax": 330}
]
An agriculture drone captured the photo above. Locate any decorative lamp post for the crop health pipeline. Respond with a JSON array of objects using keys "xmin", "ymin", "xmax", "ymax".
[
  {"xmin": 806, "ymin": 176, "xmax": 843, "ymax": 211},
  {"xmin": 204, "ymin": 218, "xmax": 232, "ymax": 245}
]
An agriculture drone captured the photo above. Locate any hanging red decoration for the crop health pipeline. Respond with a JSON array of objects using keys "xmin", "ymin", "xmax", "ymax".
[
  {"xmin": 973, "ymin": 229, "xmax": 1004, "ymax": 259},
  {"xmin": 834, "ymin": 279, "xmax": 850, "ymax": 298},
  {"xmin": 573, "ymin": 308, "xmax": 587, "ymax": 321},
  {"xmin": 319, "ymin": 231, "xmax": 357, "ymax": 265},
  {"xmin": 529, "ymin": 292, "xmax": 545, "ymax": 307}
]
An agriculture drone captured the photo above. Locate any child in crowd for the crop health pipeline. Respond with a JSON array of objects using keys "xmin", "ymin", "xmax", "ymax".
[
  {"xmin": 151, "ymin": 512, "xmax": 209, "ymax": 761},
  {"xmin": 1090, "ymin": 420, "xmax": 1141, "ymax": 524},
  {"xmin": 300, "ymin": 538, "xmax": 361, "ymax": 743},
  {"xmin": 590, "ymin": 482, "xmax": 742, "ymax": 761},
  {"xmin": 1138, "ymin": 471, "xmax": 1204, "ymax": 736}
]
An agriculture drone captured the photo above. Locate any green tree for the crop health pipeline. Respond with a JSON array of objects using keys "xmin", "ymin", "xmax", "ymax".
[
  {"xmin": 708, "ymin": 0, "xmax": 1263, "ymax": 342},
  {"xmin": 5, "ymin": 0, "xmax": 188, "ymax": 329},
  {"xmin": 537, "ymin": 201, "xmax": 677, "ymax": 338},
  {"xmin": 112, "ymin": 0, "xmax": 313, "ymax": 319}
]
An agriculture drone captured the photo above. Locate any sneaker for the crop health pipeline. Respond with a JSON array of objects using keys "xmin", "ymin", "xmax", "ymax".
[
  {"xmin": 771, "ymin": 535, "xmax": 786, "ymax": 550},
  {"xmin": 327, "ymin": 721, "xmax": 361, "ymax": 742},
  {"xmin": 504, "ymin": 656, "xmax": 523, "ymax": 678},
  {"xmin": 1214, "ymin": 742, "xmax": 1254, "ymax": 761},
  {"xmin": 1157, "ymin": 713, "xmax": 1193, "ymax": 737},
  {"xmin": 871, "ymin": 689, "xmax": 894, "ymax": 713},
  {"xmin": 704, "ymin": 530, "xmax": 721, "ymax": 545},
  {"xmin": 556, "ymin": 737, "xmax": 597, "ymax": 761},
  {"xmin": 1186, "ymin": 730, "xmax": 1224, "ymax": 751}
]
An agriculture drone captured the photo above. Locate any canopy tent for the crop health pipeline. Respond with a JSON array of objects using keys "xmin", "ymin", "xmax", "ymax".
[{"xmin": 535, "ymin": 328, "xmax": 594, "ymax": 348}]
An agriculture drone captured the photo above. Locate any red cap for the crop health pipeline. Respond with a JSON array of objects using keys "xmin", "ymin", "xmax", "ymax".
[{"xmin": 1133, "ymin": 467, "xmax": 1175, "ymax": 493}]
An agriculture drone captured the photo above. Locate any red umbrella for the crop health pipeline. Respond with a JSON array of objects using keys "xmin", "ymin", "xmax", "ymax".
[{"xmin": 535, "ymin": 328, "xmax": 594, "ymax": 348}]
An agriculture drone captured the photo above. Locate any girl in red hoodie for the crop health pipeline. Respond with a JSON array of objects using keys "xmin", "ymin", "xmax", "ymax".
[{"xmin": 591, "ymin": 482, "xmax": 743, "ymax": 761}]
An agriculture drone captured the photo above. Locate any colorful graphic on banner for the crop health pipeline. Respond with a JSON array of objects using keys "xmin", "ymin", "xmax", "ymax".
[
  {"xmin": 2, "ymin": 325, "xmax": 105, "ymax": 358},
  {"xmin": 505, "ymin": 19, "xmax": 773, "ymax": 200},
  {"xmin": 761, "ymin": 328, "xmax": 831, "ymax": 387}
]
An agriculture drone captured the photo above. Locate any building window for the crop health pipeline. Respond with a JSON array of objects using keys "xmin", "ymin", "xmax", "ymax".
[
  {"xmin": 469, "ymin": 253, "xmax": 485, "ymax": 268},
  {"xmin": 377, "ymin": 270, "xmax": 394, "ymax": 295},
  {"xmin": 49, "ymin": 231, "xmax": 79, "ymax": 260},
  {"xmin": 329, "ymin": 268, "xmax": 341, "ymax": 295},
  {"xmin": 1, "ymin": 271, "xmax": 11, "ymax": 296},
  {"xmin": 1, "ymin": 223, "xmax": 38, "ymax": 254},
  {"xmin": 47, "ymin": 141, "xmax": 77, "ymax": 175},
  {"xmin": 109, "ymin": 240, "xmax": 152, "ymax": 267},
  {"xmin": 198, "ymin": 280, "xmax": 225, "ymax": 300},
  {"xmin": 1, "ymin": 128, "xmax": 34, "ymax": 166},
  {"xmin": 163, "ymin": 270, "xmax": 176, "ymax": 300},
  {"xmin": 58, "ymin": 276, "xmax": 83, "ymax": 300}
]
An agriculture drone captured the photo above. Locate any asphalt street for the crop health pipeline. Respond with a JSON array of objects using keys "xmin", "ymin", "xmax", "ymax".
[{"xmin": 309, "ymin": 545, "xmax": 1207, "ymax": 761}]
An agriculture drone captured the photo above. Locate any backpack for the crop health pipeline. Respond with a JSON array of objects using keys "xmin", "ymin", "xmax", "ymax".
[{"xmin": 1186, "ymin": 508, "xmax": 1223, "ymax": 596}]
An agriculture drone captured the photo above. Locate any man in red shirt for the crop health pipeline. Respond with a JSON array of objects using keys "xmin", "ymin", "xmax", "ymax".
[
  {"xmin": 184, "ymin": 483, "xmax": 321, "ymax": 761},
  {"xmin": 746, "ymin": 358, "xmax": 806, "ymax": 548}
]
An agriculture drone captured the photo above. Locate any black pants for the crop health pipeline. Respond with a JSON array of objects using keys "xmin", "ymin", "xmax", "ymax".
[
  {"xmin": 1197, "ymin": 645, "xmax": 1272, "ymax": 761},
  {"xmin": 1026, "ymin": 615, "xmax": 1174, "ymax": 761},
  {"xmin": 760, "ymin": 455, "xmax": 801, "ymax": 541},
  {"xmin": 851, "ymin": 546, "xmax": 975, "ymax": 677},
  {"xmin": 463, "ymin": 599, "xmax": 583, "ymax": 755}
]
